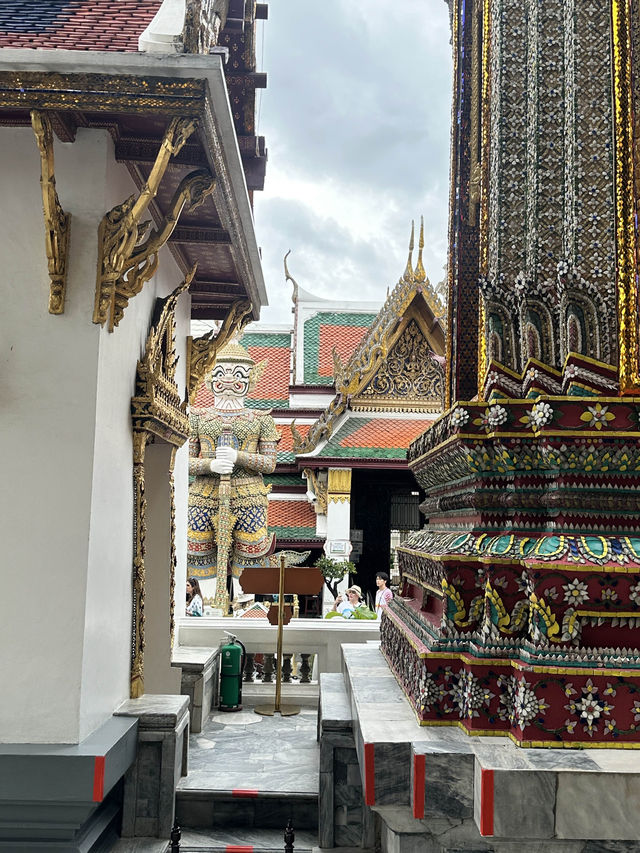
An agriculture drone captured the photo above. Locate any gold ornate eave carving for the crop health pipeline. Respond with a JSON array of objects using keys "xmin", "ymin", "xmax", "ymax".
[
  {"xmin": 0, "ymin": 71, "xmax": 206, "ymax": 116},
  {"xmin": 131, "ymin": 267, "xmax": 195, "ymax": 447},
  {"xmin": 350, "ymin": 397, "xmax": 442, "ymax": 414},
  {"xmin": 94, "ymin": 117, "xmax": 216, "ymax": 332},
  {"xmin": 31, "ymin": 110, "xmax": 71, "ymax": 314},
  {"xmin": 186, "ymin": 298, "xmax": 253, "ymax": 404}
]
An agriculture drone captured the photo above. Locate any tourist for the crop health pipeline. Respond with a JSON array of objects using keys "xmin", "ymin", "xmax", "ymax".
[
  {"xmin": 328, "ymin": 585, "xmax": 376, "ymax": 619},
  {"xmin": 186, "ymin": 577, "xmax": 204, "ymax": 617},
  {"xmin": 375, "ymin": 572, "xmax": 393, "ymax": 618}
]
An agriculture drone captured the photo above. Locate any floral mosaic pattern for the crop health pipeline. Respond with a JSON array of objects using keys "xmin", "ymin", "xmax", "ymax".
[{"xmin": 381, "ymin": 610, "xmax": 640, "ymax": 745}]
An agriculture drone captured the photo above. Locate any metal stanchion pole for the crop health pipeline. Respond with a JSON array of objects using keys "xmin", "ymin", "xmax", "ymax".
[{"xmin": 255, "ymin": 555, "xmax": 299, "ymax": 716}]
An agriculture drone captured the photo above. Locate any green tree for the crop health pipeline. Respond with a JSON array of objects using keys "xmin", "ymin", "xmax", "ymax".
[{"xmin": 314, "ymin": 555, "xmax": 356, "ymax": 599}]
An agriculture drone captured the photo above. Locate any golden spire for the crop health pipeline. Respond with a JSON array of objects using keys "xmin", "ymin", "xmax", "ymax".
[
  {"xmin": 403, "ymin": 220, "xmax": 415, "ymax": 281},
  {"xmin": 415, "ymin": 216, "xmax": 427, "ymax": 283}
]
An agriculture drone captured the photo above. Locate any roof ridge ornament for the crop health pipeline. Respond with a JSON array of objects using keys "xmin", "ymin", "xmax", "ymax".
[
  {"xmin": 403, "ymin": 220, "xmax": 415, "ymax": 282},
  {"xmin": 415, "ymin": 216, "xmax": 427, "ymax": 283},
  {"xmin": 284, "ymin": 249, "xmax": 298, "ymax": 304}
]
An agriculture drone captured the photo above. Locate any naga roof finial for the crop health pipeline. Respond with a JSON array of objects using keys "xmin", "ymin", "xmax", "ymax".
[
  {"xmin": 284, "ymin": 249, "xmax": 298, "ymax": 304},
  {"xmin": 403, "ymin": 220, "xmax": 415, "ymax": 282},
  {"xmin": 415, "ymin": 215, "xmax": 427, "ymax": 283}
]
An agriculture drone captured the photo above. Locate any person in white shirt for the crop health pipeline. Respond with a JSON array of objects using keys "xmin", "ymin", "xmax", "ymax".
[{"xmin": 375, "ymin": 572, "xmax": 393, "ymax": 617}]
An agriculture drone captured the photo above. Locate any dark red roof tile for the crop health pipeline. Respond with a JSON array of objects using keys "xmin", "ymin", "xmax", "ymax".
[{"xmin": 0, "ymin": 1, "xmax": 162, "ymax": 52}]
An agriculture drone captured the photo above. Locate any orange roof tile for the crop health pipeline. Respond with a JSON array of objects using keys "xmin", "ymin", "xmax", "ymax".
[
  {"xmin": 277, "ymin": 422, "xmax": 310, "ymax": 453},
  {"xmin": 318, "ymin": 325, "xmax": 369, "ymax": 378},
  {"xmin": 340, "ymin": 419, "xmax": 434, "ymax": 450},
  {"xmin": 245, "ymin": 345, "xmax": 290, "ymax": 402},
  {"xmin": 267, "ymin": 500, "xmax": 316, "ymax": 528}
]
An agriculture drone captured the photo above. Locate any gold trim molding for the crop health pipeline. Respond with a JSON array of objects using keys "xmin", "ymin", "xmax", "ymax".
[
  {"xmin": 0, "ymin": 71, "xmax": 206, "ymax": 116},
  {"xmin": 130, "ymin": 272, "xmax": 193, "ymax": 697},
  {"xmin": 612, "ymin": 0, "xmax": 640, "ymax": 391},
  {"xmin": 186, "ymin": 298, "xmax": 253, "ymax": 404},
  {"xmin": 327, "ymin": 468, "xmax": 352, "ymax": 505},
  {"xmin": 31, "ymin": 110, "xmax": 71, "ymax": 314},
  {"xmin": 94, "ymin": 117, "xmax": 215, "ymax": 331}
]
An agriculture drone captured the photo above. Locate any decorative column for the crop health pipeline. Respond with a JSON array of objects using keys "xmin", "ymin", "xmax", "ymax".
[{"xmin": 324, "ymin": 468, "xmax": 353, "ymax": 609}]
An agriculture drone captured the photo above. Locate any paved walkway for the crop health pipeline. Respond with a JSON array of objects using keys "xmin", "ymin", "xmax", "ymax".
[{"xmin": 178, "ymin": 704, "xmax": 319, "ymax": 795}]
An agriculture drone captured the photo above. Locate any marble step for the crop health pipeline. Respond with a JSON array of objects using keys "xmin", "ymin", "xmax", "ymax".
[
  {"xmin": 175, "ymin": 826, "xmax": 317, "ymax": 852},
  {"xmin": 175, "ymin": 790, "xmax": 318, "ymax": 831}
]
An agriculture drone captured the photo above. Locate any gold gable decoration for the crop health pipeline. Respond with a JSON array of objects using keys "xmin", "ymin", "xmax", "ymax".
[
  {"xmin": 352, "ymin": 318, "xmax": 444, "ymax": 412},
  {"xmin": 295, "ymin": 219, "xmax": 446, "ymax": 453}
]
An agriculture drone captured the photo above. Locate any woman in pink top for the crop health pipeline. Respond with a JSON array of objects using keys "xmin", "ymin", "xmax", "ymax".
[{"xmin": 375, "ymin": 572, "xmax": 393, "ymax": 617}]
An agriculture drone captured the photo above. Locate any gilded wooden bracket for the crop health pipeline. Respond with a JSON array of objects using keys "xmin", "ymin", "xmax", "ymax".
[
  {"xmin": 31, "ymin": 110, "xmax": 71, "ymax": 315},
  {"xmin": 186, "ymin": 299, "xmax": 253, "ymax": 404},
  {"xmin": 302, "ymin": 467, "xmax": 328, "ymax": 514},
  {"xmin": 94, "ymin": 117, "xmax": 206, "ymax": 331}
]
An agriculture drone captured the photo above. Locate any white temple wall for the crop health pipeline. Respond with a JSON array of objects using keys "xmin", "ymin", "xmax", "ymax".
[
  {"xmin": 79, "ymin": 147, "xmax": 190, "ymax": 739},
  {"xmin": 0, "ymin": 126, "xmax": 191, "ymax": 743},
  {"xmin": 0, "ymin": 127, "xmax": 104, "ymax": 743}
]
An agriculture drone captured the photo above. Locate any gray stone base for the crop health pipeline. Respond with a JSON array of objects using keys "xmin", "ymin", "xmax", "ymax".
[
  {"xmin": 326, "ymin": 644, "xmax": 640, "ymax": 852},
  {"xmin": 172, "ymin": 646, "xmax": 220, "ymax": 734},
  {"xmin": 318, "ymin": 672, "xmax": 374, "ymax": 849},
  {"xmin": 0, "ymin": 716, "xmax": 137, "ymax": 852},
  {"xmin": 116, "ymin": 694, "xmax": 190, "ymax": 839}
]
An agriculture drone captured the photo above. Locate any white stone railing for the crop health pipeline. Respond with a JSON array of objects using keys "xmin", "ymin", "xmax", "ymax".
[{"xmin": 176, "ymin": 616, "xmax": 380, "ymax": 681}]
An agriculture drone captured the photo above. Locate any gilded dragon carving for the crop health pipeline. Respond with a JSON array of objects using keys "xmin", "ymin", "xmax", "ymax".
[{"xmin": 94, "ymin": 117, "xmax": 215, "ymax": 331}]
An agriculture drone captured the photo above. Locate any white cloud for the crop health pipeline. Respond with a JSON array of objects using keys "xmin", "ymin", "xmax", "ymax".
[{"xmin": 253, "ymin": 0, "xmax": 453, "ymax": 323}]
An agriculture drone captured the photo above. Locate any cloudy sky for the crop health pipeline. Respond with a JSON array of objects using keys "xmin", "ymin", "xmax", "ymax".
[{"xmin": 252, "ymin": 0, "xmax": 453, "ymax": 325}]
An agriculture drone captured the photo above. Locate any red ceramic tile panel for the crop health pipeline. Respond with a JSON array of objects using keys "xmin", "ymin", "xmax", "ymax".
[
  {"xmin": 340, "ymin": 419, "xmax": 435, "ymax": 450},
  {"xmin": 317, "ymin": 325, "xmax": 369, "ymax": 377},
  {"xmin": 0, "ymin": 1, "xmax": 162, "ymax": 52},
  {"xmin": 276, "ymin": 422, "xmax": 310, "ymax": 453},
  {"xmin": 267, "ymin": 500, "xmax": 316, "ymax": 528},
  {"xmin": 245, "ymin": 345, "xmax": 290, "ymax": 401},
  {"xmin": 239, "ymin": 608, "xmax": 267, "ymax": 620},
  {"xmin": 193, "ymin": 384, "xmax": 215, "ymax": 409}
]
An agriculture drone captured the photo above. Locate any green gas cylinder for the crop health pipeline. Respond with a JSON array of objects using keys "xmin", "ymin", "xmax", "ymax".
[{"xmin": 219, "ymin": 632, "xmax": 246, "ymax": 711}]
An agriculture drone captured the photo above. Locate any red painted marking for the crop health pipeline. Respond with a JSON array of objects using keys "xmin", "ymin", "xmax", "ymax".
[
  {"xmin": 364, "ymin": 742, "xmax": 375, "ymax": 806},
  {"xmin": 93, "ymin": 756, "xmax": 105, "ymax": 802},
  {"xmin": 480, "ymin": 768, "xmax": 494, "ymax": 836},
  {"xmin": 232, "ymin": 788, "xmax": 259, "ymax": 798},
  {"xmin": 226, "ymin": 847, "xmax": 253, "ymax": 853},
  {"xmin": 413, "ymin": 753, "xmax": 426, "ymax": 819}
]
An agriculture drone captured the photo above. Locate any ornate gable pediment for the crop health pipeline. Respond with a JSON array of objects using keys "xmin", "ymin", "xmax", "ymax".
[{"xmin": 353, "ymin": 317, "xmax": 444, "ymax": 412}]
